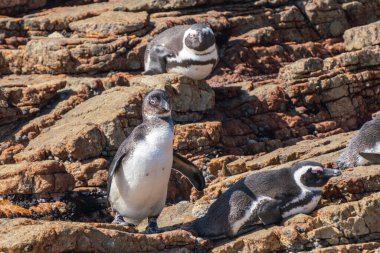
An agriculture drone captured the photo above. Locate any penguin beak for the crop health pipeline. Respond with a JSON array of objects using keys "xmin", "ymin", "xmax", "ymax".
[
  {"xmin": 160, "ymin": 100, "xmax": 170, "ymax": 112},
  {"xmin": 322, "ymin": 168, "xmax": 341, "ymax": 178}
]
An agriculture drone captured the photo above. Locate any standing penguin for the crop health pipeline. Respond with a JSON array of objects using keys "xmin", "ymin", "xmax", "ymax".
[
  {"xmin": 143, "ymin": 23, "xmax": 218, "ymax": 80},
  {"xmin": 192, "ymin": 161, "xmax": 341, "ymax": 239},
  {"xmin": 337, "ymin": 116, "xmax": 380, "ymax": 169},
  {"xmin": 108, "ymin": 89, "xmax": 205, "ymax": 233}
]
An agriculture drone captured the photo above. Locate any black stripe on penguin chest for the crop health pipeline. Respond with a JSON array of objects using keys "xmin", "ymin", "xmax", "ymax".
[
  {"xmin": 166, "ymin": 58, "xmax": 217, "ymax": 69},
  {"xmin": 280, "ymin": 191, "xmax": 320, "ymax": 214}
]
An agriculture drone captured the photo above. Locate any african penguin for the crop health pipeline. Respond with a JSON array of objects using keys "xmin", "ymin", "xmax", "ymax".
[
  {"xmin": 191, "ymin": 161, "xmax": 341, "ymax": 239},
  {"xmin": 337, "ymin": 116, "xmax": 380, "ymax": 169},
  {"xmin": 143, "ymin": 23, "xmax": 219, "ymax": 80},
  {"xmin": 107, "ymin": 89, "xmax": 205, "ymax": 233}
]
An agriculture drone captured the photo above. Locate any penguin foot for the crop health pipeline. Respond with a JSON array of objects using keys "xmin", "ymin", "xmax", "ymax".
[
  {"xmin": 112, "ymin": 214, "xmax": 136, "ymax": 227},
  {"xmin": 145, "ymin": 216, "xmax": 164, "ymax": 234},
  {"xmin": 145, "ymin": 226, "xmax": 164, "ymax": 234}
]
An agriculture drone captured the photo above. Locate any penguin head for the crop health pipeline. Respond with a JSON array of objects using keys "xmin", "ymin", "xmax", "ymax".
[
  {"xmin": 184, "ymin": 24, "xmax": 215, "ymax": 51},
  {"xmin": 142, "ymin": 89, "xmax": 171, "ymax": 119},
  {"xmin": 293, "ymin": 161, "xmax": 341, "ymax": 189}
]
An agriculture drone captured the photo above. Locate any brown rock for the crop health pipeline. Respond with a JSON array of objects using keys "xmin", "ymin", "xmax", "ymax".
[
  {"xmin": 23, "ymin": 2, "xmax": 123, "ymax": 31},
  {"xmin": 0, "ymin": 75, "xmax": 66, "ymax": 125},
  {"xmin": 302, "ymin": 0, "xmax": 350, "ymax": 38},
  {"xmin": 0, "ymin": 218, "xmax": 198, "ymax": 253},
  {"xmin": 323, "ymin": 47, "xmax": 380, "ymax": 70},
  {"xmin": 174, "ymin": 121, "xmax": 221, "ymax": 152},
  {"xmin": 129, "ymin": 74, "xmax": 215, "ymax": 121},
  {"xmin": 109, "ymin": 0, "xmax": 245, "ymax": 12},
  {"xmin": 12, "ymin": 36, "xmax": 141, "ymax": 74},
  {"xmin": 14, "ymin": 86, "xmax": 146, "ymax": 162},
  {"xmin": 0, "ymin": 200, "xmax": 32, "ymax": 218},
  {"xmin": 278, "ymin": 57, "xmax": 324, "ymax": 81},
  {"xmin": 69, "ymin": 11, "xmax": 148, "ymax": 35},
  {"xmin": 0, "ymin": 0, "xmax": 47, "ymax": 16},
  {"xmin": 208, "ymin": 155, "xmax": 238, "ymax": 177},
  {"xmin": 316, "ymin": 192, "xmax": 380, "ymax": 238},
  {"xmin": 344, "ymin": 21, "xmax": 380, "ymax": 51},
  {"xmin": 322, "ymin": 165, "xmax": 380, "ymax": 203},
  {"xmin": 0, "ymin": 161, "xmax": 74, "ymax": 195},
  {"xmin": 65, "ymin": 158, "xmax": 108, "ymax": 188}
]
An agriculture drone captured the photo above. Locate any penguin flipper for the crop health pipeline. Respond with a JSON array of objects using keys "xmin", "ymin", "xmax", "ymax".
[
  {"xmin": 107, "ymin": 124, "xmax": 149, "ymax": 200},
  {"xmin": 172, "ymin": 152, "xmax": 206, "ymax": 191},
  {"xmin": 143, "ymin": 45, "xmax": 175, "ymax": 75},
  {"xmin": 359, "ymin": 152, "xmax": 380, "ymax": 164},
  {"xmin": 257, "ymin": 199, "xmax": 283, "ymax": 225},
  {"xmin": 107, "ymin": 152, "xmax": 127, "ymax": 200}
]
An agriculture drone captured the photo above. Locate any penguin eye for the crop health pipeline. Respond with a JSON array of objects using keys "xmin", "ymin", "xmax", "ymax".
[{"xmin": 149, "ymin": 98, "xmax": 158, "ymax": 105}]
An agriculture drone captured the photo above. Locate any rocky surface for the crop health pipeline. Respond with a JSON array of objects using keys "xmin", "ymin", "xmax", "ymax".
[{"xmin": 1, "ymin": 0, "xmax": 380, "ymax": 252}]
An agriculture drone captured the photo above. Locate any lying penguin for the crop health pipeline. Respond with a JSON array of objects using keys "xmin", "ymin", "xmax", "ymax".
[
  {"xmin": 107, "ymin": 89, "xmax": 205, "ymax": 233},
  {"xmin": 191, "ymin": 161, "xmax": 341, "ymax": 239},
  {"xmin": 337, "ymin": 116, "xmax": 380, "ymax": 169},
  {"xmin": 143, "ymin": 23, "xmax": 218, "ymax": 80}
]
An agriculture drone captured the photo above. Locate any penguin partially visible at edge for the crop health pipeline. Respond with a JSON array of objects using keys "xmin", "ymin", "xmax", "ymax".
[
  {"xmin": 191, "ymin": 161, "xmax": 341, "ymax": 239},
  {"xmin": 143, "ymin": 23, "xmax": 218, "ymax": 80},
  {"xmin": 107, "ymin": 89, "xmax": 205, "ymax": 233},
  {"xmin": 337, "ymin": 116, "xmax": 380, "ymax": 169}
]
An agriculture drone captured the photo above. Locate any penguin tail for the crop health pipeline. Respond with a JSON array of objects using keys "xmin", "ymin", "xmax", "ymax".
[{"xmin": 183, "ymin": 218, "xmax": 228, "ymax": 241}]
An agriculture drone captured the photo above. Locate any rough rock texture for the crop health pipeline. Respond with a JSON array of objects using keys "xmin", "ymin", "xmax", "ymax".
[
  {"xmin": 0, "ymin": 218, "xmax": 199, "ymax": 253},
  {"xmin": 0, "ymin": 0, "xmax": 47, "ymax": 16},
  {"xmin": 344, "ymin": 20, "xmax": 380, "ymax": 51},
  {"xmin": 0, "ymin": 161, "xmax": 74, "ymax": 195},
  {"xmin": 1, "ymin": 0, "xmax": 380, "ymax": 252},
  {"xmin": 69, "ymin": 11, "xmax": 149, "ymax": 35}
]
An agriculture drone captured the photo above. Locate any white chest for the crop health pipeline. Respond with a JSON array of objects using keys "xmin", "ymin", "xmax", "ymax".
[
  {"xmin": 168, "ymin": 64, "xmax": 215, "ymax": 80},
  {"xmin": 109, "ymin": 126, "xmax": 174, "ymax": 222},
  {"xmin": 166, "ymin": 45, "xmax": 218, "ymax": 80},
  {"xmin": 126, "ymin": 127, "xmax": 174, "ymax": 181},
  {"xmin": 357, "ymin": 141, "xmax": 380, "ymax": 165}
]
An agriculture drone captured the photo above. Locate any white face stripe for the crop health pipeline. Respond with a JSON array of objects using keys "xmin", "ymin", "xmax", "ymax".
[
  {"xmin": 293, "ymin": 165, "xmax": 324, "ymax": 192},
  {"xmin": 280, "ymin": 165, "xmax": 323, "ymax": 218},
  {"xmin": 230, "ymin": 196, "xmax": 272, "ymax": 235}
]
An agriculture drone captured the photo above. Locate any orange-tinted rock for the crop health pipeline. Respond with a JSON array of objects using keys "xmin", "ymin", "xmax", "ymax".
[
  {"xmin": 174, "ymin": 121, "xmax": 222, "ymax": 152},
  {"xmin": 0, "ymin": 161, "xmax": 75, "ymax": 195},
  {"xmin": 0, "ymin": 200, "xmax": 32, "ymax": 218}
]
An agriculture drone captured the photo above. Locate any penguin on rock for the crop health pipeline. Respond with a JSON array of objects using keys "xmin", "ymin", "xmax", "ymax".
[
  {"xmin": 107, "ymin": 89, "xmax": 205, "ymax": 233},
  {"xmin": 337, "ymin": 115, "xmax": 380, "ymax": 169},
  {"xmin": 143, "ymin": 23, "xmax": 218, "ymax": 80},
  {"xmin": 191, "ymin": 161, "xmax": 341, "ymax": 239}
]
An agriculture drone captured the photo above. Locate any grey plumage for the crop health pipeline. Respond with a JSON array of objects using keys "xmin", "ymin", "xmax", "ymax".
[
  {"xmin": 191, "ymin": 161, "xmax": 341, "ymax": 239},
  {"xmin": 337, "ymin": 116, "xmax": 380, "ymax": 169}
]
